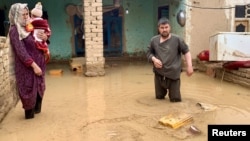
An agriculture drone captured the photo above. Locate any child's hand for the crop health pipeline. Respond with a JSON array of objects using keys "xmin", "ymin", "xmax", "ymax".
[{"xmin": 37, "ymin": 30, "xmax": 47, "ymax": 41}]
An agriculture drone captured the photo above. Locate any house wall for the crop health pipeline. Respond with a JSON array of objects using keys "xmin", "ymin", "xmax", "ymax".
[
  {"xmin": 169, "ymin": 1, "xmax": 186, "ymax": 38},
  {"xmin": 0, "ymin": 0, "xmax": 190, "ymax": 61},
  {"xmin": 3, "ymin": 0, "xmax": 247, "ymax": 61},
  {"xmin": 0, "ymin": 0, "xmax": 159, "ymax": 61},
  {"xmin": 186, "ymin": 0, "xmax": 250, "ymax": 58},
  {"xmin": 121, "ymin": 0, "xmax": 187, "ymax": 55},
  {"xmin": 0, "ymin": 36, "xmax": 10, "ymax": 122},
  {"xmin": 0, "ymin": 36, "xmax": 18, "ymax": 122},
  {"xmin": 121, "ymin": 0, "xmax": 156, "ymax": 55},
  {"xmin": 95, "ymin": 0, "xmax": 160, "ymax": 56}
]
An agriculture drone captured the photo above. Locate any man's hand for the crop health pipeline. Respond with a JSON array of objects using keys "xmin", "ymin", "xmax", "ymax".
[
  {"xmin": 186, "ymin": 65, "xmax": 193, "ymax": 76},
  {"xmin": 152, "ymin": 57, "xmax": 162, "ymax": 68}
]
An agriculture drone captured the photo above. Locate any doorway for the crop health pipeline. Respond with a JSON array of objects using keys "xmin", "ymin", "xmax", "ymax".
[
  {"xmin": 103, "ymin": 8, "xmax": 122, "ymax": 57},
  {"xmin": 74, "ymin": 14, "xmax": 85, "ymax": 57},
  {"xmin": 158, "ymin": 5, "xmax": 169, "ymax": 20}
]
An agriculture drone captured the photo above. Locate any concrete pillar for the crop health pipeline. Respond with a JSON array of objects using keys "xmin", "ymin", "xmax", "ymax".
[{"xmin": 83, "ymin": 0, "xmax": 105, "ymax": 76}]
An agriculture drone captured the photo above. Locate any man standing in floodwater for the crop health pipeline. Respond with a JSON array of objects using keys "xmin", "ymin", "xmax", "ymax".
[{"xmin": 146, "ymin": 17, "xmax": 193, "ymax": 102}]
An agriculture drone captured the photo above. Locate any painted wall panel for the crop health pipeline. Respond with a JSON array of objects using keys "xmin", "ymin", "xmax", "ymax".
[{"xmin": 123, "ymin": 0, "xmax": 155, "ymax": 54}]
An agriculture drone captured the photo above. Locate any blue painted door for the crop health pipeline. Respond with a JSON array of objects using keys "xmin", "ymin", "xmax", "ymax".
[
  {"xmin": 103, "ymin": 9, "xmax": 122, "ymax": 57},
  {"xmin": 74, "ymin": 14, "xmax": 85, "ymax": 56}
]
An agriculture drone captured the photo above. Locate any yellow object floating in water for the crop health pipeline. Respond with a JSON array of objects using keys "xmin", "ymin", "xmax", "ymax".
[
  {"xmin": 159, "ymin": 113, "xmax": 193, "ymax": 129},
  {"xmin": 49, "ymin": 69, "xmax": 63, "ymax": 75}
]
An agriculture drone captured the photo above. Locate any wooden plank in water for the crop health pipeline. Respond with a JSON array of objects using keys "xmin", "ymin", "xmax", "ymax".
[{"xmin": 49, "ymin": 69, "xmax": 63, "ymax": 75}]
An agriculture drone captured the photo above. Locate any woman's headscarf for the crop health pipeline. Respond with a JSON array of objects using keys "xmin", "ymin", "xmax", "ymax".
[{"xmin": 8, "ymin": 3, "xmax": 31, "ymax": 40}]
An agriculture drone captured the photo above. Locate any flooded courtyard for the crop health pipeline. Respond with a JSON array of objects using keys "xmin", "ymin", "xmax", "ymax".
[{"xmin": 0, "ymin": 60, "xmax": 250, "ymax": 141}]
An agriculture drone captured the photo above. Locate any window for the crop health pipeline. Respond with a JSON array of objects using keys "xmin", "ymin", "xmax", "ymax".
[
  {"xmin": 235, "ymin": 4, "xmax": 250, "ymax": 18},
  {"xmin": 235, "ymin": 4, "xmax": 250, "ymax": 32},
  {"xmin": 235, "ymin": 5, "xmax": 245, "ymax": 18},
  {"xmin": 158, "ymin": 6, "xmax": 169, "ymax": 20}
]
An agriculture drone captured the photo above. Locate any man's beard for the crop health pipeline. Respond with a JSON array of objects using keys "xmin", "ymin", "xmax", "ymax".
[{"xmin": 161, "ymin": 32, "xmax": 169, "ymax": 38}]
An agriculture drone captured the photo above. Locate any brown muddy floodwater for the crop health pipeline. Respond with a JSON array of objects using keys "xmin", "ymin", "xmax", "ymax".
[{"xmin": 0, "ymin": 60, "xmax": 250, "ymax": 141}]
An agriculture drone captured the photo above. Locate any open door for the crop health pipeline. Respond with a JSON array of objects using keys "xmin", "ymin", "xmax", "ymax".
[
  {"xmin": 103, "ymin": 8, "xmax": 122, "ymax": 57},
  {"xmin": 74, "ymin": 14, "xmax": 85, "ymax": 57}
]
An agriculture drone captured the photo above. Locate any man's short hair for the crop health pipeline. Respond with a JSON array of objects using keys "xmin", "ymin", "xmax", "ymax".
[{"xmin": 158, "ymin": 17, "xmax": 170, "ymax": 26}]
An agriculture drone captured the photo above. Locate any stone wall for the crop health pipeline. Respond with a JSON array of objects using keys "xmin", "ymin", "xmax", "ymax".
[
  {"xmin": 196, "ymin": 60, "xmax": 250, "ymax": 88},
  {"xmin": 215, "ymin": 68, "xmax": 250, "ymax": 88},
  {"xmin": 0, "ymin": 36, "xmax": 18, "ymax": 122}
]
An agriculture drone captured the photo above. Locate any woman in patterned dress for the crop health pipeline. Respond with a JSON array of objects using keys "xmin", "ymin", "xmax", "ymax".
[{"xmin": 8, "ymin": 3, "xmax": 49, "ymax": 119}]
